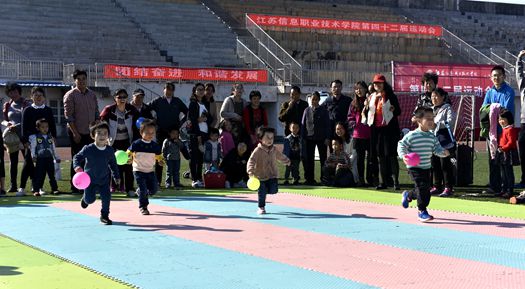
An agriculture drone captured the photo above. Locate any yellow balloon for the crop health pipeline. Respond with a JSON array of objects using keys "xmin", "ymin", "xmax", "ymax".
[{"xmin": 247, "ymin": 177, "xmax": 260, "ymax": 191}]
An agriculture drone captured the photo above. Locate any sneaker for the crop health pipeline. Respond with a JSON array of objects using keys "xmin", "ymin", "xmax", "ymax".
[
  {"xmin": 52, "ymin": 190, "xmax": 60, "ymax": 195},
  {"xmin": 16, "ymin": 188, "xmax": 26, "ymax": 197},
  {"xmin": 191, "ymin": 180, "xmax": 204, "ymax": 188},
  {"xmin": 401, "ymin": 190, "xmax": 411, "ymax": 209},
  {"xmin": 283, "ymin": 180, "xmax": 290, "ymax": 185},
  {"xmin": 39, "ymin": 189, "xmax": 47, "ymax": 196},
  {"xmin": 236, "ymin": 180, "xmax": 247, "ymax": 188},
  {"xmin": 126, "ymin": 191, "xmax": 136, "ymax": 198},
  {"xmin": 140, "ymin": 207, "xmax": 150, "ymax": 215},
  {"xmin": 100, "ymin": 216, "xmax": 112, "ymax": 225},
  {"xmin": 375, "ymin": 184, "xmax": 387, "ymax": 190},
  {"xmin": 183, "ymin": 171, "xmax": 191, "ymax": 179},
  {"xmin": 257, "ymin": 207, "xmax": 266, "ymax": 215},
  {"xmin": 481, "ymin": 188, "xmax": 496, "ymax": 195},
  {"xmin": 80, "ymin": 198, "xmax": 88, "ymax": 209},
  {"xmin": 429, "ymin": 186, "xmax": 440, "ymax": 195},
  {"xmin": 439, "ymin": 187, "xmax": 453, "ymax": 197},
  {"xmin": 292, "ymin": 179, "xmax": 300, "ymax": 185},
  {"xmin": 33, "ymin": 191, "xmax": 41, "ymax": 197},
  {"xmin": 224, "ymin": 181, "xmax": 231, "ymax": 189},
  {"xmin": 418, "ymin": 210, "xmax": 434, "ymax": 222}
]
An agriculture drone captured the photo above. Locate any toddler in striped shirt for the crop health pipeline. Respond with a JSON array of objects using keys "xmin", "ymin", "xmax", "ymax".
[{"xmin": 398, "ymin": 107, "xmax": 449, "ymax": 222}]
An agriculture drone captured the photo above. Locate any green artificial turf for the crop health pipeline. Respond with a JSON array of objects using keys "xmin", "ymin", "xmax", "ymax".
[{"xmin": 0, "ymin": 235, "xmax": 132, "ymax": 289}]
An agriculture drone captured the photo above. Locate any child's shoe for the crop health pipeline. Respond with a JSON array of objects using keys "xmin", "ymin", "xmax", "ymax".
[
  {"xmin": 510, "ymin": 191, "xmax": 525, "ymax": 204},
  {"xmin": 16, "ymin": 188, "xmax": 26, "ymax": 197},
  {"xmin": 418, "ymin": 210, "xmax": 434, "ymax": 222},
  {"xmin": 191, "ymin": 180, "xmax": 204, "ymax": 188},
  {"xmin": 257, "ymin": 207, "xmax": 266, "ymax": 215},
  {"xmin": 80, "ymin": 198, "xmax": 88, "ymax": 209},
  {"xmin": 100, "ymin": 215, "xmax": 112, "ymax": 225},
  {"xmin": 429, "ymin": 186, "xmax": 440, "ymax": 195},
  {"xmin": 33, "ymin": 191, "xmax": 41, "ymax": 197},
  {"xmin": 439, "ymin": 187, "xmax": 453, "ymax": 197},
  {"xmin": 39, "ymin": 189, "xmax": 47, "ymax": 196},
  {"xmin": 401, "ymin": 190, "xmax": 411, "ymax": 209},
  {"xmin": 140, "ymin": 207, "xmax": 150, "ymax": 215}
]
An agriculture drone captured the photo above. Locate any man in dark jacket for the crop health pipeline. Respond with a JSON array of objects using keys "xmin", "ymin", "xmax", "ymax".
[
  {"xmin": 279, "ymin": 85, "xmax": 308, "ymax": 136},
  {"xmin": 321, "ymin": 80, "xmax": 352, "ymax": 148}
]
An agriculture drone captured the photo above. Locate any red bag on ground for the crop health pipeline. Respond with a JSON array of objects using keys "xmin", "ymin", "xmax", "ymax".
[{"xmin": 203, "ymin": 172, "xmax": 226, "ymax": 189}]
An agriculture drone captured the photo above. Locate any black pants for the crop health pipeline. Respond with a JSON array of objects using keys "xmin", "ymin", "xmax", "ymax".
[
  {"xmin": 9, "ymin": 148, "xmax": 34, "ymax": 190},
  {"xmin": 69, "ymin": 130, "xmax": 92, "ymax": 193},
  {"xmin": 284, "ymin": 159, "xmax": 301, "ymax": 181},
  {"xmin": 354, "ymin": 138, "xmax": 370, "ymax": 184},
  {"xmin": 33, "ymin": 157, "xmax": 58, "ymax": 192},
  {"xmin": 519, "ymin": 124, "xmax": 525, "ymax": 184},
  {"xmin": 371, "ymin": 126, "xmax": 399, "ymax": 186},
  {"xmin": 111, "ymin": 139, "xmax": 134, "ymax": 192},
  {"xmin": 432, "ymin": 147, "xmax": 455, "ymax": 189},
  {"xmin": 189, "ymin": 135, "xmax": 204, "ymax": 182},
  {"xmin": 304, "ymin": 138, "xmax": 327, "ymax": 183},
  {"xmin": 487, "ymin": 140, "xmax": 502, "ymax": 193},
  {"xmin": 407, "ymin": 168, "xmax": 432, "ymax": 212},
  {"xmin": 155, "ymin": 131, "xmax": 169, "ymax": 185}
]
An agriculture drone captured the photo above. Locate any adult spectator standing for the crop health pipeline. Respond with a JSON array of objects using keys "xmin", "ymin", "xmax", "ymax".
[
  {"xmin": 220, "ymin": 83, "xmax": 246, "ymax": 144},
  {"xmin": 516, "ymin": 50, "xmax": 525, "ymax": 187},
  {"xmin": 64, "ymin": 69, "xmax": 99, "ymax": 194},
  {"xmin": 414, "ymin": 72, "xmax": 438, "ymax": 113},
  {"xmin": 243, "ymin": 90, "xmax": 268, "ymax": 149},
  {"xmin": 149, "ymin": 82, "xmax": 188, "ymax": 185},
  {"xmin": 363, "ymin": 74, "xmax": 401, "ymax": 190},
  {"xmin": 100, "ymin": 88, "xmax": 139, "ymax": 197},
  {"xmin": 278, "ymin": 85, "xmax": 308, "ymax": 136},
  {"xmin": 321, "ymin": 80, "xmax": 352, "ymax": 149},
  {"xmin": 130, "ymin": 88, "xmax": 153, "ymax": 120},
  {"xmin": 3, "ymin": 82, "xmax": 32, "ymax": 194},
  {"xmin": 203, "ymin": 83, "xmax": 219, "ymax": 128},
  {"xmin": 21, "ymin": 87, "xmax": 57, "ymax": 195},
  {"xmin": 483, "ymin": 65, "xmax": 515, "ymax": 195},
  {"xmin": 187, "ymin": 83, "xmax": 210, "ymax": 188}
]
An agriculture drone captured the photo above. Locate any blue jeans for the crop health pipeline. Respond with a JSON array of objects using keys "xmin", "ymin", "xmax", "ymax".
[
  {"xmin": 258, "ymin": 178, "xmax": 278, "ymax": 208},
  {"xmin": 83, "ymin": 183, "xmax": 111, "ymax": 217},
  {"xmin": 134, "ymin": 171, "xmax": 158, "ymax": 208},
  {"xmin": 165, "ymin": 159, "xmax": 181, "ymax": 186}
]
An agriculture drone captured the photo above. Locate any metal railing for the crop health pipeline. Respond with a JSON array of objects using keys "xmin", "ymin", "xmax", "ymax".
[
  {"xmin": 0, "ymin": 44, "xmax": 29, "ymax": 62},
  {"xmin": 489, "ymin": 49, "xmax": 516, "ymax": 84},
  {"xmin": 236, "ymin": 38, "xmax": 278, "ymax": 85},
  {"xmin": 245, "ymin": 14, "xmax": 302, "ymax": 86},
  {"xmin": 505, "ymin": 50, "xmax": 519, "ymax": 65},
  {"xmin": 441, "ymin": 28, "xmax": 497, "ymax": 65},
  {"xmin": 0, "ymin": 44, "xmax": 63, "ymax": 81}
]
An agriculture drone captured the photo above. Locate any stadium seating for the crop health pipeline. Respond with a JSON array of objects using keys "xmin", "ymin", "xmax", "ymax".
[
  {"xmin": 0, "ymin": 0, "xmax": 168, "ymax": 65},
  {"xmin": 215, "ymin": 0, "xmax": 464, "ymax": 86},
  {"xmin": 117, "ymin": 0, "xmax": 240, "ymax": 67},
  {"xmin": 403, "ymin": 8, "xmax": 525, "ymax": 56}
]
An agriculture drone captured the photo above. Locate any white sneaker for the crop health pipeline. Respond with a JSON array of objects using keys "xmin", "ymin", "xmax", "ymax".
[
  {"xmin": 39, "ymin": 189, "xmax": 47, "ymax": 196},
  {"xmin": 192, "ymin": 181, "xmax": 201, "ymax": 188},
  {"xmin": 126, "ymin": 191, "xmax": 135, "ymax": 198},
  {"xmin": 224, "ymin": 181, "xmax": 231, "ymax": 189},
  {"xmin": 257, "ymin": 207, "xmax": 266, "ymax": 215},
  {"xmin": 16, "ymin": 188, "xmax": 26, "ymax": 197}
]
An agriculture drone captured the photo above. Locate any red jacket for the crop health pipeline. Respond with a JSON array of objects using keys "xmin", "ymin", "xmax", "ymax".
[{"xmin": 499, "ymin": 125, "xmax": 518, "ymax": 152}]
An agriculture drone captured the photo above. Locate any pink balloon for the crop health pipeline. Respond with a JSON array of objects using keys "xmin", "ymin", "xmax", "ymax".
[
  {"xmin": 72, "ymin": 172, "xmax": 91, "ymax": 190},
  {"xmin": 406, "ymin": 152, "xmax": 421, "ymax": 166}
]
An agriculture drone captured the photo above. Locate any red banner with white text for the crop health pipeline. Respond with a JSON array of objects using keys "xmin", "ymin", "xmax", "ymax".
[
  {"xmin": 247, "ymin": 14, "xmax": 442, "ymax": 37},
  {"xmin": 104, "ymin": 65, "xmax": 268, "ymax": 83},
  {"xmin": 392, "ymin": 62, "xmax": 495, "ymax": 95}
]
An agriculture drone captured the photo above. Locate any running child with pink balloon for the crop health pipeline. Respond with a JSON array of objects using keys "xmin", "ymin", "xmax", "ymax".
[
  {"xmin": 397, "ymin": 107, "xmax": 449, "ymax": 222},
  {"xmin": 73, "ymin": 121, "xmax": 120, "ymax": 225}
]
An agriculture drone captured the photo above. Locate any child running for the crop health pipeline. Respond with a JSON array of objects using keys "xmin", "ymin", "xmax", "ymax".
[
  {"xmin": 247, "ymin": 127, "xmax": 290, "ymax": 215},
  {"xmin": 128, "ymin": 119, "xmax": 163, "ymax": 215},
  {"xmin": 398, "ymin": 107, "xmax": 449, "ymax": 222},
  {"xmin": 73, "ymin": 121, "xmax": 120, "ymax": 225}
]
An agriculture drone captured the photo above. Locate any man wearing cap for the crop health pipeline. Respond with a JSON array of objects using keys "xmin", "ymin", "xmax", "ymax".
[
  {"xmin": 64, "ymin": 69, "xmax": 99, "ymax": 194},
  {"xmin": 321, "ymin": 79, "xmax": 352, "ymax": 149},
  {"xmin": 130, "ymin": 88, "xmax": 153, "ymax": 120}
]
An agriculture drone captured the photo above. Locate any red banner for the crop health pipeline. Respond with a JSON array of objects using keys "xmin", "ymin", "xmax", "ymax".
[
  {"xmin": 104, "ymin": 65, "xmax": 268, "ymax": 83},
  {"xmin": 392, "ymin": 62, "xmax": 495, "ymax": 95},
  {"xmin": 248, "ymin": 14, "xmax": 442, "ymax": 37}
]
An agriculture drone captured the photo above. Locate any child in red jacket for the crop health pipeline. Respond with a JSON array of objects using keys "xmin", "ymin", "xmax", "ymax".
[{"xmin": 497, "ymin": 109, "xmax": 519, "ymax": 199}]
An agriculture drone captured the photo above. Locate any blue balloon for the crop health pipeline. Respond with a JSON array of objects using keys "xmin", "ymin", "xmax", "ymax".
[{"xmin": 135, "ymin": 117, "xmax": 145, "ymax": 129}]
